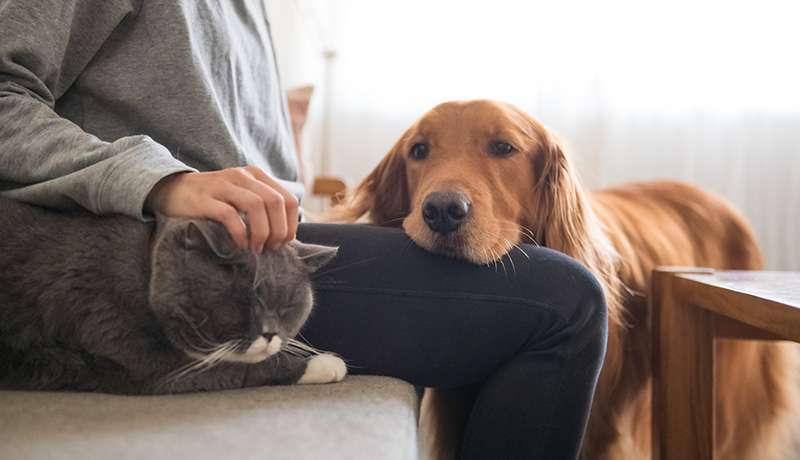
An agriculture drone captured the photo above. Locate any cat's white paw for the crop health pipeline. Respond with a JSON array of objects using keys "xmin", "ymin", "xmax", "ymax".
[{"xmin": 297, "ymin": 354, "xmax": 347, "ymax": 384}]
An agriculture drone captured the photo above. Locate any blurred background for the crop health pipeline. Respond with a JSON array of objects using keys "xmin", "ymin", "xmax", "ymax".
[{"xmin": 265, "ymin": 0, "xmax": 800, "ymax": 271}]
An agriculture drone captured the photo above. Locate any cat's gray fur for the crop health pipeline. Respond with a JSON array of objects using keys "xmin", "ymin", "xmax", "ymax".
[{"xmin": 0, "ymin": 197, "xmax": 341, "ymax": 394}]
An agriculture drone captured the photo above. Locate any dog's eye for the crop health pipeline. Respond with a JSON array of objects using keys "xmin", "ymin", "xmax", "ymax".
[
  {"xmin": 409, "ymin": 143, "xmax": 429, "ymax": 160},
  {"xmin": 490, "ymin": 141, "xmax": 516, "ymax": 157}
]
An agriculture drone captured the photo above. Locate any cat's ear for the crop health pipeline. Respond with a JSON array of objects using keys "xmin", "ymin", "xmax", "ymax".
[
  {"xmin": 292, "ymin": 241, "xmax": 339, "ymax": 273},
  {"xmin": 184, "ymin": 220, "xmax": 238, "ymax": 258}
]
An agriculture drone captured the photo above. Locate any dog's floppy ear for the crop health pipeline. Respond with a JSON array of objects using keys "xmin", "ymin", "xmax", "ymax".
[
  {"xmin": 331, "ymin": 137, "xmax": 410, "ymax": 227},
  {"xmin": 528, "ymin": 128, "xmax": 624, "ymax": 326},
  {"xmin": 533, "ymin": 131, "xmax": 595, "ymax": 254}
]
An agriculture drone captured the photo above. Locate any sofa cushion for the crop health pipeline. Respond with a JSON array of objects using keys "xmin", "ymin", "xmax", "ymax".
[{"xmin": 0, "ymin": 375, "xmax": 420, "ymax": 460}]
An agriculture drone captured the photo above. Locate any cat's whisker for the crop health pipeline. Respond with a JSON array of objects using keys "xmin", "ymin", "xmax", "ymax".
[
  {"xmin": 178, "ymin": 311, "xmax": 219, "ymax": 349},
  {"xmin": 161, "ymin": 359, "xmax": 206, "ymax": 391},
  {"xmin": 283, "ymin": 338, "xmax": 322, "ymax": 358},
  {"xmin": 179, "ymin": 327, "xmax": 220, "ymax": 353},
  {"xmin": 161, "ymin": 341, "xmax": 242, "ymax": 391},
  {"xmin": 205, "ymin": 342, "xmax": 241, "ymax": 366}
]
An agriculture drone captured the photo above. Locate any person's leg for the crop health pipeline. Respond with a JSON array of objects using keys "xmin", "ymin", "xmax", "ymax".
[{"xmin": 297, "ymin": 223, "xmax": 607, "ymax": 460}]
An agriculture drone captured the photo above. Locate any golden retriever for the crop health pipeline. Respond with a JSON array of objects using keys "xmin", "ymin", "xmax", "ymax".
[{"xmin": 332, "ymin": 99, "xmax": 799, "ymax": 459}]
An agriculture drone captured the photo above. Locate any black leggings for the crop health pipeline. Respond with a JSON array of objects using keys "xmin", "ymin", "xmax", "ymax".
[{"xmin": 296, "ymin": 223, "xmax": 607, "ymax": 460}]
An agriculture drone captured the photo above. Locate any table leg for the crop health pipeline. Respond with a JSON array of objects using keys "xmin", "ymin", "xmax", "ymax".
[{"xmin": 652, "ymin": 270, "xmax": 716, "ymax": 460}]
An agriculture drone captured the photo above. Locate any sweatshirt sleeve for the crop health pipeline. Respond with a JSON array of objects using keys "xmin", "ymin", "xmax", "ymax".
[{"xmin": 0, "ymin": 0, "xmax": 193, "ymax": 219}]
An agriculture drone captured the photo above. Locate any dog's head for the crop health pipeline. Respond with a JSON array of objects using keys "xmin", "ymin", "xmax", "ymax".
[{"xmin": 337, "ymin": 99, "xmax": 599, "ymax": 265}]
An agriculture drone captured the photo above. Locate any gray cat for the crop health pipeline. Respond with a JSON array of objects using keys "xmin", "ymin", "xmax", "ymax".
[{"xmin": 0, "ymin": 197, "xmax": 345, "ymax": 394}]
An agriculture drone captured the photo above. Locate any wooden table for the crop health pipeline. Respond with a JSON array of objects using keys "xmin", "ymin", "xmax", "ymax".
[{"xmin": 650, "ymin": 268, "xmax": 800, "ymax": 460}]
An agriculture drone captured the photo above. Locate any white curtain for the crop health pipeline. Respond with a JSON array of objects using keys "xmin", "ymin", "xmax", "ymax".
[{"xmin": 279, "ymin": 0, "xmax": 800, "ymax": 270}]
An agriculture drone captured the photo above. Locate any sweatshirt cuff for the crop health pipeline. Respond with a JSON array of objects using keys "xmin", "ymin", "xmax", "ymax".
[{"xmin": 94, "ymin": 136, "xmax": 196, "ymax": 221}]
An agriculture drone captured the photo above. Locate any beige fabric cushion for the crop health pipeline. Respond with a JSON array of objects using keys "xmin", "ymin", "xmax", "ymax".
[{"xmin": 0, "ymin": 376, "xmax": 420, "ymax": 460}]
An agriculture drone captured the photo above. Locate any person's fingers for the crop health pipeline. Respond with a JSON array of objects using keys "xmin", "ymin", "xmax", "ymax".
[
  {"xmin": 244, "ymin": 166, "xmax": 299, "ymax": 244},
  {"xmin": 145, "ymin": 168, "xmax": 300, "ymax": 252},
  {"xmin": 229, "ymin": 167, "xmax": 294, "ymax": 250},
  {"xmin": 222, "ymin": 187, "xmax": 272, "ymax": 253},
  {"xmin": 262, "ymin": 188, "xmax": 288, "ymax": 250},
  {"xmin": 283, "ymin": 194, "xmax": 300, "ymax": 243},
  {"xmin": 217, "ymin": 168, "xmax": 279, "ymax": 252},
  {"xmin": 205, "ymin": 200, "xmax": 249, "ymax": 250},
  {"xmin": 245, "ymin": 185, "xmax": 286, "ymax": 251}
]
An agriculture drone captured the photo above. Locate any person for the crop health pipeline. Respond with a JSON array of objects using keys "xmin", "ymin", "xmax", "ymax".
[{"xmin": 0, "ymin": 2, "xmax": 607, "ymax": 459}]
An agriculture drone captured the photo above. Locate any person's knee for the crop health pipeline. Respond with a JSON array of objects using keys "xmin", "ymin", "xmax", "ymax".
[
  {"xmin": 566, "ymin": 260, "xmax": 607, "ymax": 337},
  {"xmin": 509, "ymin": 245, "xmax": 608, "ymax": 352},
  {"xmin": 552, "ymin": 256, "xmax": 608, "ymax": 365}
]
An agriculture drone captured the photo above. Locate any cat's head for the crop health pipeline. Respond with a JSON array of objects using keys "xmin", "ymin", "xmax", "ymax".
[{"xmin": 148, "ymin": 219, "xmax": 337, "ymax": 364}]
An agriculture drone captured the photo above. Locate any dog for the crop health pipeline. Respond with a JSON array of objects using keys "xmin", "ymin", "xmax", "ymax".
[{"xmin": 332, "ymin": 99, "xmax": 799, "ymax": 459}]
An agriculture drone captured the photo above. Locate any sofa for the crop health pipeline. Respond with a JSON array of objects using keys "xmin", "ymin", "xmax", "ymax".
[
  {"xmin": 0, "ymin": 85, "xmax": 424, "ymax": 460},
  {"xmin": 0, "ymin": 376, "xmax": 422, "ymax": 460}
]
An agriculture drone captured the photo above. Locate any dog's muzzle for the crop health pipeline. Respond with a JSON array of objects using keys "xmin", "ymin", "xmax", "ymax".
[{"xmin": 421, "ymin": 191, "xmax": 472, "ymax": 236}]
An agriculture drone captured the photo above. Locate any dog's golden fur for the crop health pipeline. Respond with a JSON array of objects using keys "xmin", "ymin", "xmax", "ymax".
[{"xmin": 332, "ymin": 99, "xmax": 799, "ymax": 459}]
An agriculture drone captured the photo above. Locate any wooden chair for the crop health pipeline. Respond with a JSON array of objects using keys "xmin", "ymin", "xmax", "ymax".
[
  {"xmin": 312, "ymin": 176, "xmax": 348, "ymax": 205},
  {"xmin": 286, "ymin": 86, "xmax": 350, "ymax": 210}
]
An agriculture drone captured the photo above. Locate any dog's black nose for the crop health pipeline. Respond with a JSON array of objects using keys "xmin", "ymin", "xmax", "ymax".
[{"xmin": 422, "ymin": 191, "xmax": 471, "ymax": 235}]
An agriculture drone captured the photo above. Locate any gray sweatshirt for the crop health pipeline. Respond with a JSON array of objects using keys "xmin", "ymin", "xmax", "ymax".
[{"xmin": 0, "ymin": 0, "xmax": 302, "ymax": 220}]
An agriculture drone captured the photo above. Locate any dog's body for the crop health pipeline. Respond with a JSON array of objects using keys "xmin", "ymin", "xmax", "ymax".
[{"xmin": 333, "ymin": 100, "xmax": 798, "ymax": 459}]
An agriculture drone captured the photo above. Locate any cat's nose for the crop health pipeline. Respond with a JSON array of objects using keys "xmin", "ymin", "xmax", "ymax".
[{"xmin": 262, "ymin": 332, "xmax": 277, "ymax": 342}]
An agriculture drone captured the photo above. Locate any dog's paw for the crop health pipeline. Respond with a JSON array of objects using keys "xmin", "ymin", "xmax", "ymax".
[{"xmin": 297, "ymin": 354, "xmax": 347, "ymax": 384}]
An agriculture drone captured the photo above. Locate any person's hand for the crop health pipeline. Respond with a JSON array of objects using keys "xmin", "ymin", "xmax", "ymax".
[{"xmin": 144, "ymin": 166, "xmax": 299, "ymax": 252}]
